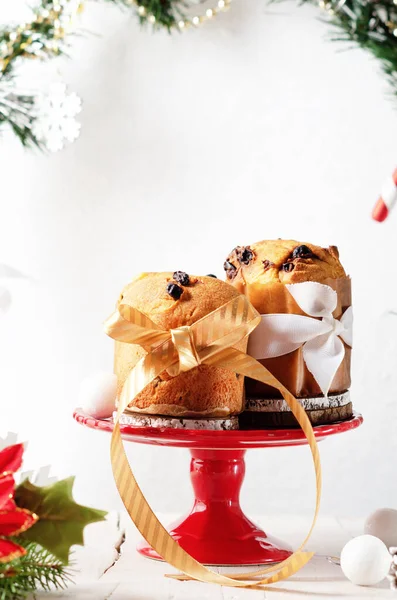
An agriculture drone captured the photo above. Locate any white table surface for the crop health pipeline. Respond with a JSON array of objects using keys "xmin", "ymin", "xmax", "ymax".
[{"xmin": 36, "ymin": 513, "xmax": 395, "ymax": 600}]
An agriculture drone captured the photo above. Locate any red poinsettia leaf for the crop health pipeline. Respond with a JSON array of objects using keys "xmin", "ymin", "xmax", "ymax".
[
  {"xmin": 0, "ymin": 444, "xmax": 24, "ymax": 476},
  {"xmin": 0, "ymin": 508, "xmax": 38, "ymax": 537},
  {"xmin": 0, "ymin": 538, "xmax": 26, "ymax": 563},
  {"xmin": 0, "ymin": 475, "xmax": 16, "ymax": 511}
]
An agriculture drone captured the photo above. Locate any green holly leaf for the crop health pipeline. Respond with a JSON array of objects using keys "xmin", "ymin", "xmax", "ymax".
[{"xmin": 14, "ymin": 477, "xmax": 107, "ymax": 564}]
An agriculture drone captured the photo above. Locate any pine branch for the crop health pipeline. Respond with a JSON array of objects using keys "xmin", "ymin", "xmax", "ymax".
[
  {"xmin": 298, "ymin": 0, "xmax": 397, "ymax": 98},
  {"xmin": 0, "ymin": 0, "xmax": 73, "ymax": 80},
  {"xmin": 0, "ymin": 88, "xmax": 43, "ymax": 149},
  {"xmin": 0, "ymin": 541, "xmax": 73, "ymax": 600}
]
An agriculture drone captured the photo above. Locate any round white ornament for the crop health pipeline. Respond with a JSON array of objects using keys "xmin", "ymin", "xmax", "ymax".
[
  {"xmin": 364, "ymin": 508, "xmax": 397, "ymax": 549},
  {"xmin": 340, "ymin": 534, "xmax": 391, "ymax": 586},
  {"xmin": 79, "ymin": 372, "xmax": 117, "ymax": 419}
]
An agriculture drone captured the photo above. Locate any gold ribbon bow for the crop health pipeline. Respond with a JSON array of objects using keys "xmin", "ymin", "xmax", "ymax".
[{"xmin": 105, "ymin": 295, "xmax": 322, "ymax": 589}]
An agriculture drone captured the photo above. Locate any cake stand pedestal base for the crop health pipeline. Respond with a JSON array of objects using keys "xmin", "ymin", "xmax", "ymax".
[
  {"xmin": 137, "ymin": 449, "xmax": 292, "ymax": 565},
  {"xmin": 73, "ymin": 408, "xmax": 363, "ymax": 566}
]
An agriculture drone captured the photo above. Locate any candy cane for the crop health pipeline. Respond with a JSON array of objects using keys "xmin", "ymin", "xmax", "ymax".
[{"xmin": 372, "ymin": 168, "xmax": 397, "ymax": 222}]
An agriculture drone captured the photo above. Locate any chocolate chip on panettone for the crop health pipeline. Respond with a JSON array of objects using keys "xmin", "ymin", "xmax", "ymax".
[
  {"xmin": 292, "ymin": 245, "xmax": 317, "ymax": 259},
  {"xmin": 282, "ymin": 262, "xmax": 295, "ymax": 272},
  {"xmin": 166, "ymin": 282, "xmax": 183, "ymax": 300},
  {"xmin": 240, "ymin": 247, "xmax": 254, "ymax": 265},
  {"xmin": 206, "ymin": 274, "xmax": 217, "ymax": 278},
  {"xmin": 173, "ymin": 271, "xmax": 190, "ymax": 286},
  {"xmin": 223, "ymin": 260, "xmax": 237, "ymax": 279}
]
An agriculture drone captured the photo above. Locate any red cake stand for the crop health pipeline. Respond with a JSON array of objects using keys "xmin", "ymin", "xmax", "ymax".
[{"xmin": 73, "ymin": 408, "xmax": 363, "ymax": 566}]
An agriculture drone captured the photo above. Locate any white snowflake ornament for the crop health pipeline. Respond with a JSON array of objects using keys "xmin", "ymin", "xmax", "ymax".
[{"xmin": 32, "ymin": 83, "xmax": 82, "ymax": 152}]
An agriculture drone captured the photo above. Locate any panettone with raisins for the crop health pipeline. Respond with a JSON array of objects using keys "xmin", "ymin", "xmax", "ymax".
[
  {"xmin": 224, "ymin": 240, "xmax": 345, "ymax": 289},
  {"xmin": 224, "ymin": 239, "xmax": 352, "ymax": 427},
  {"xmin": 113, "ymin": 271, "xmax": 247, "ymax": 419}
]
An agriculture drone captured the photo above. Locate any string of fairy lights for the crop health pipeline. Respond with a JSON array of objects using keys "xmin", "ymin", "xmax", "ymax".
[
  {"xmin": 131, "ymin": 0, "xmax": 232, "ymax": 30},
  {"xmin": 1, "ymin": 0, "xmax": 397, "ymax": 151}
]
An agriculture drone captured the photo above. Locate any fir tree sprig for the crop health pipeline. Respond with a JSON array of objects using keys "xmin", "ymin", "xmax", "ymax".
[
  {"xmin": 0, "ymin": 0, "xmax": 74, "ymax": 79},
  {"xmin": 0, "ymin": 86, "xmax": 41, "ymax": 149},
  {"xmin": 0, "ymin": 542, "xmax": 73, "ymax": 600},
  {"xmin": 299, "ymin": 0, "xmax": 397, "ymax": 98}
]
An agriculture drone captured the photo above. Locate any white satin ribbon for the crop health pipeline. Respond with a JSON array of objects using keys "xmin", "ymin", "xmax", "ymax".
[{"xmin": 247, "ymin": 282, "xmax": 353, "ymax": 396}]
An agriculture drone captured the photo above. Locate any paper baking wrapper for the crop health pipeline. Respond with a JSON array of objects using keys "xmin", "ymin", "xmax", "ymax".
[{"xmin": 245, "ymin": 277, "xmax": 352, "ymax": 399}]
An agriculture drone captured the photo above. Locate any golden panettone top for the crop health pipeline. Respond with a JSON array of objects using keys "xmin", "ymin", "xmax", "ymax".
[
  {"xmin": 118, "ymin": 271, "xmax": 241, "ymax": 331},
  {"xmin": 224, "ymin": 239, "xmax": 346, "ymax": 288}
]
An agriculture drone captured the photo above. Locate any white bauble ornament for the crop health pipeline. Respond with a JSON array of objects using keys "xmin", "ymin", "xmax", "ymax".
[
  {"xmin": 365, "ymin": 508, "xmax": 397, "ymax": 549},
  {"xmin": 341, "ymin": 535, "xmax": 391, "ymax": 586},
  {"xmin": 79, "ymin": 372, "xmax": 117, "ymax": 419}
]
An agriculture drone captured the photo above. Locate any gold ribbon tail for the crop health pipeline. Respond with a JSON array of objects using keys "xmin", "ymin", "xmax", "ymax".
[{"xmin": 108, "ymin": 296, "xmax": 322, "ymax": 588}]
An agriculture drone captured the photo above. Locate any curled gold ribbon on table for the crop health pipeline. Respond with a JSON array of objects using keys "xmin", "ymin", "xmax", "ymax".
[{"xmin": 104, "ymin": 296, "xmax": 322, "ymax": 589}]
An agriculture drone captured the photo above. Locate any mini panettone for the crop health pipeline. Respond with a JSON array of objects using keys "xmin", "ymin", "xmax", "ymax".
[
  {"xmin": 113, "ymin": 272, "xmax": 247, "ymax": 426},
  {"xmin": 224, "ymin": 239, "xmax": 352, "ymax": 427}
]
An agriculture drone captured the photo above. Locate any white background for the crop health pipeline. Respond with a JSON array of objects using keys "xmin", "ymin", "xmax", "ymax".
[{"xmin": 1, "ymin": 0, "xmax": 397, "ymax": 522}]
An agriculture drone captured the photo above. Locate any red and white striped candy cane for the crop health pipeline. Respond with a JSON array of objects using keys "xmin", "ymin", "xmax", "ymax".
[{"xmin": 372, "ymin": 167, "xmax": 397, "ymax": 222}]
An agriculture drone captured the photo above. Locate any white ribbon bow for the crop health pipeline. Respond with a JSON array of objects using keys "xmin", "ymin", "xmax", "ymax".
[{"xmin": 248, "ymin": 282, "xmax": 353, "ymax": 396}]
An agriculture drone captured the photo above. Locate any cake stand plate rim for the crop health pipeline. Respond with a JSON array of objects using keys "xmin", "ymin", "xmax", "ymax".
[{"xmin": 73, "ymin": 408, "xmax": 363, "ymax": 449}]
